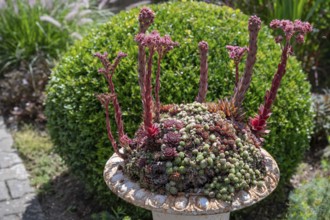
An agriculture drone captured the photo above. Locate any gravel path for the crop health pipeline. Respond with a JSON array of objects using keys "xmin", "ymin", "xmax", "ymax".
[{"xmin": 0, "ymin": 117, "xmax": 44, "ymax": 220}]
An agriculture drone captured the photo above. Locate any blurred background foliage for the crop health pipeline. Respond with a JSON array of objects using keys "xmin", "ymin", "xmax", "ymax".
[
  {"xmin": 200, "ymin": 0, "xmax": 330, "ymax": 92},
  {"xmin": 0, "ymin": 0, "xmax": 112, "ymax": 127}
]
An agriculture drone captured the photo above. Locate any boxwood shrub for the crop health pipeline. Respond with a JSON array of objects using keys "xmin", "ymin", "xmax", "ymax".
[{"xmin": 46, "ymin": 0, "xmax": 313, "ymax": 214}]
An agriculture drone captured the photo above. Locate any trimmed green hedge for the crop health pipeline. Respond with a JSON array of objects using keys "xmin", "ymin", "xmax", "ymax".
[{"xmin": 45, "ymin": 0, "xmax": 313, "ymax": 213}]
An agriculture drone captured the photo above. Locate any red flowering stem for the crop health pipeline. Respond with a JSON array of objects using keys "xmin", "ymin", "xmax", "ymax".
[
  {"xmin": 144, "ymin": 49, "xmax": 155, "ymax": 130},
  {"xmin": 250, "ymin": 19, "xmax": 312, "ymax": 134},
  {"xmin": 95, "ymin": 52, "xmax": 131, "ymax": 154},
  {"xmin": 232, "ymin": 15, "xmax": 261, "ymax": 108},
  {"xmin": 97, "ymin": 94, "xmax": 125, "ymax": 158},
  {"xmin": 104, "ymin": 100, "xmax": 125, "ymax": 158},
  {"xmin": 138, "ymin": 45, "xmax": 147, "ymax": 104},
  {"xmin": 106, "ymin": 79, "xmax": 124, "ymax": 138},
  {"xmin": 155, "ymin": 54, "xmax": 163, "ymax": 122},
  {"xmin": 196, "ymin": 41, "xmax": 209, "ymax": 103},
  {"xmin": 263, "ymin": 43, "xmax": 288, "ymax": 117},
  {"xmin": 137, "ymin": 8, "xmax": 155, "ymax": 105},
  {"xmin": 250, "ymin": 43, "xmax": 290, "ymax": 132},
  {"xmin": 235, "ymin": 62, "xmax": 239, "ymax": 87}
]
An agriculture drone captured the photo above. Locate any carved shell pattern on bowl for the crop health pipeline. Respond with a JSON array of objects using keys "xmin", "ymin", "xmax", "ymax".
[{"xmin": 103, "ymin": 148, "xmax": 280, "ymax": 215}]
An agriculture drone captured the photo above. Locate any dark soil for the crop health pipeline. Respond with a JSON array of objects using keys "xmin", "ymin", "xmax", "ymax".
[{"xmin": 37, "ymin": 172, "xmax": 103, "ymax": 220}]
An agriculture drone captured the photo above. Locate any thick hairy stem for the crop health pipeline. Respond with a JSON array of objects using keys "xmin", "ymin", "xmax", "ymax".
[
  {"xmin": 138, "ymin": 45, "xmax": 147, "ymax": 104},
  {"xmin": 137, "ymin": 7, "xmax": 154, "ymax": 105},
  {"xmin": 250, "ymin": 43, "xmax": 290, "ymax": 132},
  {"xmin": 95, "ymin": 51, "xmax": 130, "ymax": 151},
  {"xmin": 235, "ymin": 62, "xmax": 239, "ymax": 87},
  {"xmin": 232, "ymin": 16, "xmax": 261, "ymax": 108},
  {"xmin": 261, "ymin": 43, "xmax": 289, "ymax": 119},
  {"xmin": 155, "ymin": 55, "xmax": 162, "ymax": 122},
  {"xmin": 106, "ymin": 78, "xmax": 124, "ymax": 138},
  {"xmin": 196, "ymin": 41, "xmax": 209, "ymax": 103},
  {"xmin": 104, "ymin": 104, "xmax": 125, "ymax": 158},
  {"xmin": 144, "ymin": 49, "xmax": 155, "ymax": 130}
]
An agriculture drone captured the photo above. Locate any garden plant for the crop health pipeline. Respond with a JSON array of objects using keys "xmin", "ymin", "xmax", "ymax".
[
  {"xmin": 97, "ymin": 7, "xmax": 311, "ymax": 202},
  {"xmin": 46, "ymin": 2, "xmax": 314, "ymax": 216}
]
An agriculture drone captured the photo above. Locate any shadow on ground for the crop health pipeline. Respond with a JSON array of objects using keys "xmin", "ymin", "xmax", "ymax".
[{"xmin": 25, "ymin": 171, "xmax": 101, "ymax": 220}]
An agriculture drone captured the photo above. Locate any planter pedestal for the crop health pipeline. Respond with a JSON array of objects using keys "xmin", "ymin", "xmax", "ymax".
[
  {"xmin": 104, "ymin": 148, "xmax": 279, "ymax": 219},
  {"xmin": 152, "ymin": 212, "xmax": 229, "ymax": 220}
]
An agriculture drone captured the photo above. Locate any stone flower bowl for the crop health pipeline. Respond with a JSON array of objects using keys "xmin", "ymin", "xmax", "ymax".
[{"xmin": 104, "ymin": 148, "xmax": 279, "ymax": 220}]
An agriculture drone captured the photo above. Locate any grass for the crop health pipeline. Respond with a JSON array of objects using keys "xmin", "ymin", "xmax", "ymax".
[
  {"xmin": 0, "ymin": 0, "xmax": 113, "ymax": 74},
  {"xmin": 13, "ymin": 126, "xmax": 67, "ymax": 193}
]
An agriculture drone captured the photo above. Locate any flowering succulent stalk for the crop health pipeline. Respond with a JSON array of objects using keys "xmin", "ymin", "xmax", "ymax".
[
  {"xmin": 135, "ymin": 30, "xmax": 178, "ymax": 136},
  {"xmin": 145, "ymin": 44, "xmax": 156, "ymax": 131},
  {"xmin": 97, "ymin": 94, "xmax": 124, "ymax": 158},
  {"xmin": 135, "ymin": 31, "xmax": 161, "ymax": 136},
  {"xmin": 137, "ymin": 7, "xmax": 155, "ymax": 104},
  {"xmin": 232, "ymin": 15, "xmax": 261, "ymax": 108},
  {"xmin": 155, "ymin": 55, "xmax": 162, "ymax": 121},
  {"xmin": 155, "ymin": 35, "xmax": 178, "ymax": 121},
  {"xmin": 250, "ymin": 19, "xmax": 312, "ymax": 134},
  {"xmin": 95, "ymin": 51, "xmax": 130, "ymax": 157},
  {"xmin": 225, "ymin": 45, "xmax": 248, "ymax": 87},
  {"xmin": 196, "ymin": 41, "xmax": 209, "ymax": 103}
]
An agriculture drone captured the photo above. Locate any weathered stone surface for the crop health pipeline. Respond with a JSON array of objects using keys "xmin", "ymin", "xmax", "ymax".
[
  {"xmin": 0, "ymin": 137, "xmax": 14, "ymax": 152},
  {"xmin": 7, "ymin": 179, "xmax": 34, "ymax": 199},
  {"xmin": 0, "ymin": 126, "xmax": 11, "ymax": 140},
  {"xmin": 0, "ymin": 181, "xmax": 10, "ymax": 201},
  {"xmin": 0, "ymin": 194, "xmax": 44, "ymax": 219},
  {"xmin": 0, "ymin": 194, "xmax": 34, "ymax": 216},
  {"xmin": 0, "ymin": 117, "xmax": 14, "ymax": 153},
  {"xmin": 0, "ymin": 152, "xmax": 22, "ymax": 168},
  {"xmin": 0, "ymin": 116, "xmax": 45, "ymax": 219},
  {"xmin": 0, "ymin": 164, "xmax": 29, "ymax": 181},
  {"xmin": 2, "ymin": 214, "xmax": 20, "ymax": 220},
  {"xmin": 104, "ymin": 149, "xmax": 280, "ymax": 215}
]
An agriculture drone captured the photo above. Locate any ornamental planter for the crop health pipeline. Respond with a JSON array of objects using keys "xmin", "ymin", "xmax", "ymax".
[
  {"xmin": 94, "ymin": 6, "xmax": 311, "ymax": 220},
  {"xmin": 104, "ymin": 148, "xmax": 279, "ymax": 220}
]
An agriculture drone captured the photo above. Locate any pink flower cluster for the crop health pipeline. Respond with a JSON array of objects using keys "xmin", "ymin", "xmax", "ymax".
[
  {"xmin": 226, "ymin": 46, "xmax": 248, "ymax": 63},
  {"xmin": 138, "ymin": 7, "xmax": 155, "ymax": 33},
  {"xmin": 135, "ymin": 31, "xmax": 178, "ymax": 55},
  {"xmin": 94, "ymin": 52, "xmax": 127, "ymax": 76},
  {"xmin": 248, "ymin": 15, "xmax": 261, "ymax": 32},
  {"xmin": 270, "ymin": 19, "xmax": 312, "ymax": 43}
]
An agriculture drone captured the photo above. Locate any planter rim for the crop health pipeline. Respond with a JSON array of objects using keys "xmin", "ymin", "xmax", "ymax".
[{"xmin": 103, "ymin": 148, "xmax": 280, "ymax": 215}]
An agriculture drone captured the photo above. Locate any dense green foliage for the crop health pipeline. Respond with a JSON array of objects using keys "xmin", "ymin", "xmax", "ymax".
[
  {"xmin": 287, "ymin": 160, "xmax": 330, "ymax": 220},
  {"xmin": 46, "ymin": 0, "xmax": 313, "ymax": 213},
  {"xmin": 0, "ymin": 0, "xmax": 112, "ymax": 74}
]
